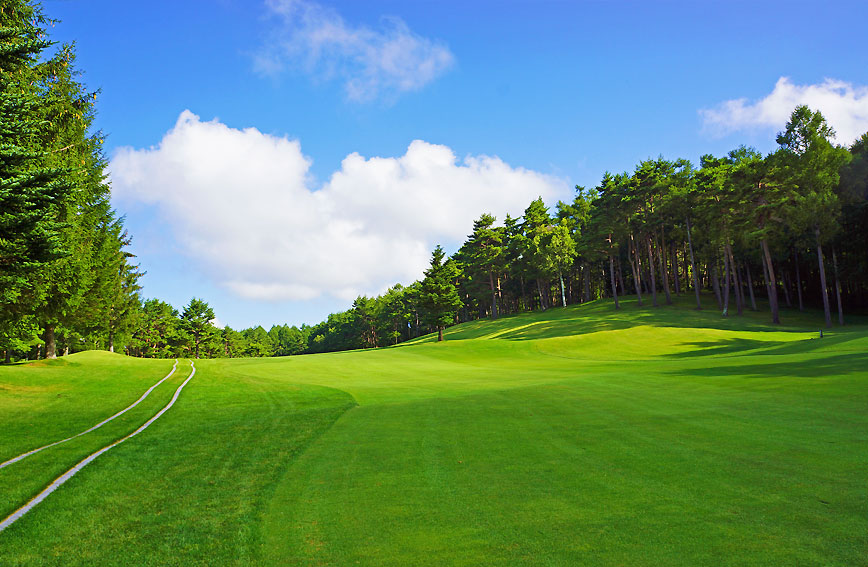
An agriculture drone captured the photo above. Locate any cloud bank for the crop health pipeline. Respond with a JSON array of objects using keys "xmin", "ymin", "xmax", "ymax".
[
  {"xmin": 700, "ymin": 77, "xmax": 868, "ymax": 145},
  {"xmin": 110, "ymin": 111, "xmax": 566, "ymax": 302},
  {"xmin": 254, "ymin": 0, "xmax": 454, "ymax": 102}
]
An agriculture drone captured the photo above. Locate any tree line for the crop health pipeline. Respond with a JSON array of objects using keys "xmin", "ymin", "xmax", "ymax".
[
  {"xmin": 274, "ymin": 106, "xmax": 866, "ymax": 356},
  {"xmin": 119, "ymin": 104, "xmax": 865, "ymax": 360},
  {"xmin": 2, "ymin": 1, "xmax": 866, "ymax": 361},
  {"xmin": 1, "ymin": 2, "xmax": 143, "ymax": 362}
]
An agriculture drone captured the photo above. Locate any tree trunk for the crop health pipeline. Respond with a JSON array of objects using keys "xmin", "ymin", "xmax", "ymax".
[
  {"xmin": 559, "ymin": 270, "xmax": 567, "ymax": 307},
  {"xmin": 711, "ymin": 262, "xmax": 722, "ymax": 310},
  {"xmin": 833, "ymin": 247, "xmax": 844, "ymax": 326},
  {"xmin": 658, "ymin": 233, "xmax": 672, "ymax": 305},
  {"xmin": 761, "ymin": 239, "xmax": 780, "ymax": 324},
  {"xmin": 745, "ymin": 263, "xmax": 757, "ymax": 311},
  {"xmin": 794, "ymin": 249, "xmax": 804, "ymax": 312},
  {"xmin": 722, "ymin": 248, "xmax": 731, "ymax": 317},
  {"xmin": 609, "ymin": 253, "xmax": 620, "ymax": 309},
  {"xmin": 617, "ymin": 255, "xmax": 626, "ymax": 296},
  {"xmin": 582, "ymin": 266, "xmax": 590, "ymax": 303},
  {"xmin": 727, "ymin": 245, "xmax": 744, "ymax": 316},
  {"xmin": 489, "ymin": 271, "xmax": 498, "ymax": 319},
  {"xmin": 520, "ymin": 276, "xmax": 527, "ymax": 312},
  {"xmin": 646, "ymin": 235, "xmax": 658, "ymax": 307},
  {"xmin": 437, "ymin": 326, "xmax": 443, "ymax": 342},
  {"xmin": 672, "ymin": 242, "xmax": 681, "ymax": 294},
  {"xmin": 686, "ymin": 218, "xmax": 701, "ymax": 309},
  {"xmin": 815, "ymin": 227, "xmax": 832, "ymax": 328},
  {"xmin": 781, "ymin": 272, "xmax": 792, "ymax": 308},
  {"xmin": 44, "ymin": 325, "xmax": 57, "ymax": 360},
  {"xmin": 4, "ymin": 350, "xmax": 10, "ymax": 364},
  {"xmin": 629, "ymin": 234, "xmax": 643, "ymax": 306},
  {"xmin": 735, "ymin": 263, "xmax": 745, "ymax": 316},
  {"xmin": 536, "ymin": 278, "xmax": 547, "ymax": 310}
]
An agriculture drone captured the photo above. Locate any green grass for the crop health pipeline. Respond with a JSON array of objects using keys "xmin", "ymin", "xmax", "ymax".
[{"xmin": 1, "ymin": 295, "xmax": 867, "ymax": 565}]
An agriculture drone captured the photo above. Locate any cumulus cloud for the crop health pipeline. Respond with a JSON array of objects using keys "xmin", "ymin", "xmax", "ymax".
[
  {"xmin": 110, "ymin": 111, "xmax": 566, "ymax": 302},
  {"xmin": 254, "ymin": 0, "xmax": 454, "ymax": 102},
  {"xmin": 700, "ymin": 77, "xmax": 868, "ymax": 145}
]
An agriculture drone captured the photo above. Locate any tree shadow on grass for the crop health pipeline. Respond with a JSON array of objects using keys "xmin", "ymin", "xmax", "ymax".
[
  {"xmin": 667, "ymin": 332, "xmax": 868, "ymax": 359},
  {"xmin": 665, "ymin": 338, "xmax": 786, "ymax": 358},
  {"xmin": 669, "ymin": 351, "xmax": 868, "ymax": 379},
  {"xmin": 444, "ymin": 300, "xmax": 808, "ymax": 342}
]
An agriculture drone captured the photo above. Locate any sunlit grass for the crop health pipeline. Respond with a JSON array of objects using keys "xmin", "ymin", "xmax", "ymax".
[{"xmin": 1, "ymin": 296, "xmax": 866, "ymax": 565}]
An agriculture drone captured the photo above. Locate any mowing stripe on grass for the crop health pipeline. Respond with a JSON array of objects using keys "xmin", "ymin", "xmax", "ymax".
[
  {"xmin": 0, "ymin": 361, "xmax": 196, "ymax": 534},
  {"xmin": 0, "ymin": 360, "xmax": 179, "ymax": 471}
]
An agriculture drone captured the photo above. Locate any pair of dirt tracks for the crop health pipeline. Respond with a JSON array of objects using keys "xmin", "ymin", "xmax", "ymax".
[{"xmin": 0, "ymin": 359, "xmax": 197, "ymax": 532}]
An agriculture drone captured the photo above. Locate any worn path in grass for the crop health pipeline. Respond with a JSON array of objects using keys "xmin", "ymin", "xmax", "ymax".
[
  {"xmin": 0, "ymin": 361, "xmax": 197, "ymax": 532},
  {"xmin": 0, "ymin": 355, "xmax": 185, "ymax": 522},
  {"xmin": 1, "ymin": 359, "xmax": 179, "ymax": 471},
  {"xmin": 0, "ymin": 296, "xmax": 866, "ymax": 566}
]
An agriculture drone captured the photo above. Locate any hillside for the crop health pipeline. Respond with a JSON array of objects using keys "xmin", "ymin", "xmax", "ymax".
[{"xmin": 1, "ymin": 298, "xmax": 866, "ymax": 566}]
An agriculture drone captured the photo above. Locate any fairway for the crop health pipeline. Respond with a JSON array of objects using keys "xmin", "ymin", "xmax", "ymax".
[{"xmin": 1, "ymin": 298, "xmax": 867, "ymax": 566}]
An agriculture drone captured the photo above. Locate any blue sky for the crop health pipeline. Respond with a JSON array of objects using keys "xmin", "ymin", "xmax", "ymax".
[{"xmin": 44, "ymin": 0, "xmax": 868, "ymax": 329}]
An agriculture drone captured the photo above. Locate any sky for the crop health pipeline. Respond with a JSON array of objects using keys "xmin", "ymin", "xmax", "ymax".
[{"xmin": 43, "ymin": 0, "xmax": 868, "ymax": 329}]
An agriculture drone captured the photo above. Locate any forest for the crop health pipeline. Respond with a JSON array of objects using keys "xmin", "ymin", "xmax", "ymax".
[{"xmin": 2, "ymin": 2, "xmax": 867, "ymax": 362}]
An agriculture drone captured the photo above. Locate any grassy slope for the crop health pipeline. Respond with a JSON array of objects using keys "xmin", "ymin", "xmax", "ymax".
[{"xmin": 1, "ymin": 296, "xmax": 866, "ymax": 565}]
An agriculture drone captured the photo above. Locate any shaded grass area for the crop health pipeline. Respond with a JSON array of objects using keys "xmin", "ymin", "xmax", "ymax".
[{"xmin": 1, "ymin": 297, "xmax": 867, "ymax": 565}]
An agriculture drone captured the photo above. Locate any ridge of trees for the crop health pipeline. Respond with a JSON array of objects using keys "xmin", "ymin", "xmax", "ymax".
[{"xmin": 92, "ymin": 108, "xmax": 868, "ymax": 360}]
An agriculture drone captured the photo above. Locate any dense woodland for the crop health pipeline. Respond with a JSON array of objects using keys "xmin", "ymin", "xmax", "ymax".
[{"xmin": 2, "ymin": 2, "xmax": 867, "ymax": 362}]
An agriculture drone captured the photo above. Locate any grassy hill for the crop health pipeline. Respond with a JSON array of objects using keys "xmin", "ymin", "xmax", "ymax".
[{"xmin": 1, "ymin": 297, "xmax": 866, "ymax": 565}]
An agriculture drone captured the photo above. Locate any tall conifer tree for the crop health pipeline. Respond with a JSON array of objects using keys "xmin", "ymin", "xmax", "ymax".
[{"xmin": 420, "ymin": 245, "xmax": 462, "ymax": 342}]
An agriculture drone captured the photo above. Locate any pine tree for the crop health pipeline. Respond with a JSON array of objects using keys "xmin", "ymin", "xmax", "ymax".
[
  {"xmin": 775, "ymin": 106, "xmax": 851, "ymax": 327},
  {"xmin": 32, "ymin": 45, "xmax": 116, "ymax": 358},
  {"xmin": 180, "ymin": 298, "xmax": 217, "ymax": 359},
  {"xmin": 0, "ymin": 2, "xmax": 66, "ymax": 360},
  {"xmin": 420, "ymin": 245, "xmax": 462, "ymax": 342},
  {"xmin": 460, "ymin": 213, "xmax": 504, "ymax": 319}
]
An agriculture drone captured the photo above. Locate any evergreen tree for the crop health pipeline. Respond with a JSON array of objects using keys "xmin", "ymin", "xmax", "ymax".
[
  {"xmin": 420, "ymin": 245, "xmax": 462, "ymax": 342},
  {"xmin": 522, "ymin": 197, "xmax": 554, "ymax": 309},
  {"xmin": 775, "ymin": 105, "xmax": 851, "ymax": 326},
  {"xmin": 220, "ymin": 326, "xmax": 246, "ymax": 358},
  {"xmin": 539, "ymin": 221, "xmax": 577, "ymax": 307},
  {"xmin": 461, "ymin": 213, "xmax": 504, "ymax": 318},
  {"xmin": 0, "ymin": 2, "xmax": 66, "ymax": 360},
  {"xmin": 180, "ymin": 297, "xmax": 217, "ymax": 359},
  {"xmin": 132, "ymin": 298, "xmax": 181, "ymax": 358},
  {"xmin": 31, "ymin": 45, "xmax": 119, "ymax": 358}
]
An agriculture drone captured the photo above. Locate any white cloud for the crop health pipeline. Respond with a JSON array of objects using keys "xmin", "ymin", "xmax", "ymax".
[
  {"xmin": 700, "ymin": 77, "xmax": 868, "ymax": 145},
  {"xmin": 254, "ymin": 0, "xmax": 454, "ymax": 102},
  {"xmin": 110, "ymin": 111, "xmax": 566, "ymax": 302}
]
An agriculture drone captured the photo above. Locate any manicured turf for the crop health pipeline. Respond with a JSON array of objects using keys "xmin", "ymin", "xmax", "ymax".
[{"xmin": 1, "ymin": 296, "xmax": 866, "ymax": 565}]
